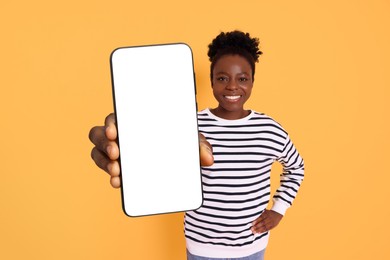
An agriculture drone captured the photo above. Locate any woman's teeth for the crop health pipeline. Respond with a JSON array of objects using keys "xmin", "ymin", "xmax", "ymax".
[{"xmin": 224, "ymin": 95, "xmax": 241, "ymax": 100}]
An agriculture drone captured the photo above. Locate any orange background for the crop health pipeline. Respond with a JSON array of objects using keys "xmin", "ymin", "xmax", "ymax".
[{"xmin": 1, "ymin": 0, "xmax": 389, "ymax": 259}]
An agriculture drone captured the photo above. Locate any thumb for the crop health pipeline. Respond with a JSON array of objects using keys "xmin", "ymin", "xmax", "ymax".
[{"xmin": 199, "ymin": 133, "xmax": 214, "ymax": 166}]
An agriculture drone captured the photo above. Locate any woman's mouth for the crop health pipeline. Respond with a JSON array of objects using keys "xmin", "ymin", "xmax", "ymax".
[{"xmin": 224, "ymin": 95, "xmax": 241, "ymax": 102}]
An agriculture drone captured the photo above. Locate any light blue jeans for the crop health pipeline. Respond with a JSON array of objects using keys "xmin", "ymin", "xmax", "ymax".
[{"xmin": 186, "ymin": 249, "xmax": 265, "ymax": 260}]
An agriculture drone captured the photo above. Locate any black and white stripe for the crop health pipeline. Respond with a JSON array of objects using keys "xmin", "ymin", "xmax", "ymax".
[{"xmin": 185, "ymin": 108, "xmax": 304, "ymax": 255}]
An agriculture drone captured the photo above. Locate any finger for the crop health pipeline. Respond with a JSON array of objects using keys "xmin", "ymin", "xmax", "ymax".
[
  {"xmin": 110, "ymin": 176, "xmax": 121, "ymax": 189},
  {"xmin": 104, "ymin": 113, "xmax": 117, "ymax": 141},
  {"xmin": 91, "ymin": 147, "xmax": 112, "ymax": 174},
  {"xmin": 89, "ymin": 126, "xmax": 119, "ymax": 160},
  {"xmin": 104, "ymin": 113, "xmax": 119, "ymax": 160},
  {"xmin": 89, "ymin": 125, "xmax": 105, "ymax": 146},
  {"xmin": 251, "ymin": 219, "xmax": 271, "ymax": 234},
  {"xmin": 199, "ymin": 133, "xmax": 214, "ymax": 166},
  {"xmin": 251, "ymin": 210, "xmax": 271, "ymax": 234},
  {"xmin": 104, "ymin": 113, "xmax": 116, "ymax": 126},
  {"xmin": 252, "ymin": 210, "xmax": 269, "ymax": 226},
  {"xmin": 105, "ymin": 142, "xmax": 120, "ymax": 160},
  {"xmin": 91, "ymin": 147, "xmax": 121, "ymax": 177},
  {"xmin": 252, "ymin": 216, "xmax": 262, "ymax": 227},
  {"xmin": 251, "ymin": 216, "xmax": 265, "ymax": 231},
  {"xmin": 107, "ymin": 160, "xmax": 121, "ymax": 177}
]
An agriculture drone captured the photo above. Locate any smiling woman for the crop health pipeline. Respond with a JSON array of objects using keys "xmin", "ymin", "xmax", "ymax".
[
  {"xmin": 211, "ymin": 55, "xmax": 254, "ymax": 120},
  {"xmin": 207, "ymin": 31, "xmax": 261, "ymax": 120},
  {"xmin": 183, "ymin": 31, "xmax": 305, "ymax": 259}
]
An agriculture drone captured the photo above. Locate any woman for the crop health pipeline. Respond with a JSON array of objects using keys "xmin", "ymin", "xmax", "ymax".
[{"xmin": 89, "ymin": 30, "xmax": 305, "ymax": 260}]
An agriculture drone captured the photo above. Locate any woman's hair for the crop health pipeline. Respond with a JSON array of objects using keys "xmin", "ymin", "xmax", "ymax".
[{"xmin": 208, "ymin": 30, "xmax": 262, "ymax": 82}]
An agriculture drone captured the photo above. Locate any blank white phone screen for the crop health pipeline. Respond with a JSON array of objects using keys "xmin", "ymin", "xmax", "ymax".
[{"xmin": 110, "ymin": 43, "xmax": 203, "ymax": 217}]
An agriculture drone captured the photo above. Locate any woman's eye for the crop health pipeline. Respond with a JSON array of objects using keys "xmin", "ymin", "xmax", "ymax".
[
  {"xmin": 217, "ymin": 77, "xmax": 228, "ymax": 81},
  {"xmin": 239, "ymin": 77, "xmax": 248, "ymax": 82}
]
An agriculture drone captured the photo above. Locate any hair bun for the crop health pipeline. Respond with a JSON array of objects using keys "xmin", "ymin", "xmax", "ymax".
[{"xmin": 207, "ymin": 31, "xmax": 262, "ymax": 62}]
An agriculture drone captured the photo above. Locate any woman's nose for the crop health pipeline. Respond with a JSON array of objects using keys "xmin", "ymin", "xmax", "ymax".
[{"xmin": 226, "ymin": 80, "xmax": 238, "ymax": 90}]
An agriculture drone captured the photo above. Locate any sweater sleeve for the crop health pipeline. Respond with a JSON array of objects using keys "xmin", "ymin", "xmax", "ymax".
[{"xmin": 271, "ymin": 134, "xmax": 305, "ymax": 216}]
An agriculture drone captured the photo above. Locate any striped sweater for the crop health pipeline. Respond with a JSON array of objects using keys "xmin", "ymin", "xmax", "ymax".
[{"xmin": 184, "ymin": 108, "xmax": 305, "ymax": 258}]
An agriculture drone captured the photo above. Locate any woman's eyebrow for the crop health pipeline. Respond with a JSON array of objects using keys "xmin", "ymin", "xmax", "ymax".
[
  {"xmin": 213, "ymin": 71, "xmax": 229, "ymax": 76},
  {"xmin": 214, "ymin": 71, "xmax": 251, "ymax": 75}
]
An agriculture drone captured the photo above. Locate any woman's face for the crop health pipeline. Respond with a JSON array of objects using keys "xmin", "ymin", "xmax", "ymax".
[{"xmin": 211, "ymin": 54, "xmax": 253, "ymax": 120}]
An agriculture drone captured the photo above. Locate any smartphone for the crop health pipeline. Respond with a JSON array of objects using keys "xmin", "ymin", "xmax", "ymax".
[{"xmin": 110, "ymin": 43, "xmax": 203, "ymax": 217}]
